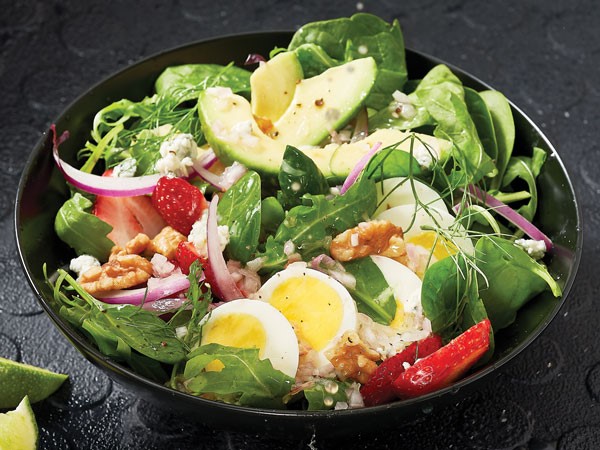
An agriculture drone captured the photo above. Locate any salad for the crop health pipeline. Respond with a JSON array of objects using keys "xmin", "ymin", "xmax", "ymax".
[{"xmin": 47, "ymin": 13, "xmax": 562, "ymax": 410}]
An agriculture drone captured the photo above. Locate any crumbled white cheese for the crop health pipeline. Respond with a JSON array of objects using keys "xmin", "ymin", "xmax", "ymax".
[
  {"xmin": 515, "ymin": 238, "xmax": 546, "ymax": 260},
  {"xmin": 230, "ymin": 120, "xmax": 260, "ymax": 147},
  {"xmin": 187, "ymin": 209, "xmax": 230, "ymax": 258},
  {"xmin": 390, "ymin": 90, "xmax": 417, "ymax": 120},
  {"xmin": 113, "ymin": 157, "xmax": 137, "ymax": 177},
  {"xmin": 69, "ymin": 255, "xmax": 100, "ymax": 279},
  {"xmin": 413, "ymin": 142, "xmax": 437, "ymax": 168},
  {"xmin": 154, "ymin": 133, "xmax": 200, "ymax": 177}
]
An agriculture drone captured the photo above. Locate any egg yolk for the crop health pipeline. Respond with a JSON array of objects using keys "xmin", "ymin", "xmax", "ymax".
[
  {"xmin": 407, "ymin": 231, "xmax": 457, "ymax": 261},
  {"xmin": 390, "ymin": 301, "xmax": 405, "ymax": 329},
  {"xmin": 201, "ymin": 312, "xmax": 267, "ymax": 371},
  {"xmin": 269, "ymin": 277, "xmax": 343, "ymax": 351}
]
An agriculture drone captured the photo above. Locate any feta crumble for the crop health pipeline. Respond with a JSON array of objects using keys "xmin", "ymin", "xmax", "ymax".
[
  {"xmin": 515, "ymin": 238, "xmax": 546, "ymax": 260},
  {"xmin": 154, "ymin": 133, "xmax": 200, "ymax": 177},
  {"xmin": 187, "ymin": 210, "xmax": 230, "ymax": 258},
  {"xmin": 113, "ymin": 157, "xmax": 137, "ymax": 177},
  {"xmin": 69, "ymin": 255, "xmax": 100, "ymax": 279}
]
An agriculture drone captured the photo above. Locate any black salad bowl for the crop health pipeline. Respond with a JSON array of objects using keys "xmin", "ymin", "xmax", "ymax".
[{"xmin": 14, "ymin": 32, "xmax": 582, "ymax": 437}]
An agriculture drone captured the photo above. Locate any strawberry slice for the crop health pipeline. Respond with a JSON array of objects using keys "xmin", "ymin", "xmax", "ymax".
[
  {"xmin": 176, "ymin": 241, "xmax": 207, "ymax": 275},
  {"xmin": 152, "ymin": 177, "xmax": 208, "ymax": 235},
  {"xmin": 392, "ymin": 319, "xmax": 491, "ymax": 400},
  {"xmin": 360, "ymin": 335, "xmax": 442, "ymax": 407},
  {"xmin": 93, "ymin": 170, "xmax": 166, "ymax": 246}
]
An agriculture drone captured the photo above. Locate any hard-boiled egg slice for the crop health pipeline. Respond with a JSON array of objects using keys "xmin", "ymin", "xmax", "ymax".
[
  {"xmin": 200, "ymin": 299, "xmax": 299, "ymax": 377},
  {"xmin": 375, "ymin": 204, "xmax": 474, "ymax": 262},
  {"xmin": 374, "ymin": 177, "xmax": 447, "ymax": 217},
  {"xmin": 357, "ymin": 256, "xmax": 432, "ymax": 359},
  {"xmin": 256, "ymin": 262, "xmax": 358, "ymax": 367}
]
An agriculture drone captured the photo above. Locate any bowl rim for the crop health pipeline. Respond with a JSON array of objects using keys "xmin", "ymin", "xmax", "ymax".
[{"xmin": 14, "ymin": 30, "xmax": 583, "ymax": 420}]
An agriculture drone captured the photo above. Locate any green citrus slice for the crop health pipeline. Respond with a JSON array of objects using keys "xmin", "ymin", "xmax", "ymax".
[
  {"xmin": 0, "ymin": 357, "xmax": 68, "ymax": 409},
  {"xmin": 0, "ymin": 396, "xmax": 38, "ymax": 450}
]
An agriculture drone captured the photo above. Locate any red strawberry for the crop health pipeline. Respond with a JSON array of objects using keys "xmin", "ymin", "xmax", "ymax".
[
  {"xmin": 152, "ymin": 177, "xmax": 208, "ymax": 235},
  {"xmin": 360, "ymin": 335, "xmax": 442, "ymax": 407},
  {"xmin": 176, "ymin": 241, "xmax": 207, "ymax": 275},
  {"xmin": 176, "ymin": 241, "xmax": 232, "ymax": 300},
  {"xmin": 392, "ymin": 319, "xmax": 491, "ymax": 400},
  {"xmin": 93, "ymin": 171, "xmax": 167, "ymax": 246}
]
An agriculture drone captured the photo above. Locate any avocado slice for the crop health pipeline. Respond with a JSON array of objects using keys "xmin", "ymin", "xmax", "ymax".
[
  {"xmin": 198, "ymin": 56, "xmax": 452, "ymax": 180},
  {"xmin": 250, "ymin": 51, "xmax": 303, "ymax": 123},
  {"xmin": 198, "ymin": 57, "xmax": 377, "ymax": 176}
]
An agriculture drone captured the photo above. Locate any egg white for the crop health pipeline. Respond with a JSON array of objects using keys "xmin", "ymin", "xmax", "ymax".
[
  {"xmin": 200, "ymin": 299, "xmax": 299, "ymax": 377},
  {"xmin": 256, "ymin": 262, "xmax": 358, "ymax": 367},
  {"xmin": 356, "ymin": 256, "xmax": 432, "ymax": 359},
  {"xmin": 375, "ymin": 203, "xmax": 474, "ymax": 261},
  {"xmin": 374, "ymin": 176, "xmax": 447, "ymax": 217}
]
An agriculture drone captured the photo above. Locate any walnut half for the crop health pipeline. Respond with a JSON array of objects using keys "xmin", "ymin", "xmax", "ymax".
[
  {"xmin": 330, "ymin": 219, "xmax": 407, "ymax": 262},
  {"xmin": 79, "ymin": 234, "xmax": 153, "ymax": 295}
]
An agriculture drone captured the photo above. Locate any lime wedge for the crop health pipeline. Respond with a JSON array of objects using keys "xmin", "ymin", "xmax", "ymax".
[
  {"xmin": 0, "ymin": 357, "xmax": 68, "ymax": 409},
  {"xmin": 0, "ymin": 396, "xmax": 38, "ymax": 450}
]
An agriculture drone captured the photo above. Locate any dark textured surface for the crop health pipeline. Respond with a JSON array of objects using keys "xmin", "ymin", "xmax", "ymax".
[{"xmin": 0, "ymin": 0, "xmax": 595, "ymax": 448}]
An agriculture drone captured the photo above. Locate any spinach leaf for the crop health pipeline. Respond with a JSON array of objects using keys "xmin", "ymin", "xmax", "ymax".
[
  {"xmin": 155, "ymin": 63, "xmax": 252, "ymax": 103},
  {"xmin": 217, "ymin": 171, "xmax": 262, "ymax": 263},
  {"xmin": 368, "ymin": 91, "xmax": 431, "ymax": 131},
  {"xmin": 499, "ymin": 147, "xmax": 546, "ymax": 221},
  {"xmin": 182, "ymin": 343, "xmax": 294, "ymax": 408},
  {"xmin": 421, "ymin": 254, "xmax": 488, "ymax": 341},
  {"xmin": 278, "ymin": 145, "xmax": 330, "ymax": 209},
  {"xmin": 475, "ymin": 236, "xmax": 561, "ymax": 330},
  {"xmin": 288, "ymin": 13, "xmax": 407, "ymax": 110},
  {"xmin": 54, "ymin": 193, "xmax": 114, "ymax": 261},
  {"xmin": 257, "ymin": 175, "xmax": 377, "ymax": 273},
  {"xmin": 260, "ymin": 196, "xmax": 285, "ymax": 237},
  {"xmin": 303, "ymin": 379, "xmax": 348, "ymax": 410},
  {"xmin": 479, "ymin": 90, "xmax": 515, "ymax": 189},
  {"xmin": 342, "ymin": 257, "xmax": 396, "ymax": 325},
  {"xmin": 292, "ymin": 43, "xmax": 337, "ymax": 78},
  {"xmin": 363, "ymin": 141, "xmax": 423, "ymax": 181},
  {"xmin": 464, "ymin": 87, "xmax": 498, "ymax": 166}
]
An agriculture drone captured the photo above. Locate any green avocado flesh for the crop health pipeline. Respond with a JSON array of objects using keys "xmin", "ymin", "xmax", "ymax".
[
  {"xmin": 198, "ymin": 56, "xmax": 450, "ymax": 179},
  {"xmin": 250, "ymin": 51, "xmax": 304, "ymax": 122}
]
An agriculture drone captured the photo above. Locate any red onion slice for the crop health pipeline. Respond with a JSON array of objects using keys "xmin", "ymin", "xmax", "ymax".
[
  {"xmin": 244, "ymin": 53, "xmax": 266, "ymax": 65},
  {"xmin": 192, "ymin": 159, "xmax": 247, "ymax": 192},
  {"xmin": 206, "ymin": 196, "xmax": 244, "ymax": 301},
  {"xmin": 51, "ymin": 124, "xmax": 161, "ymax": 197},
  {"xmin": 340, "ymin": 141, "xmax": 383, "ymax": 195},
  {"xmin": 96, "ymin": 272, "xmax": 190, "ymax": 305},
  {"xmin": 466, "ymin": 184, "xmax": 553, "ymax": 251}
]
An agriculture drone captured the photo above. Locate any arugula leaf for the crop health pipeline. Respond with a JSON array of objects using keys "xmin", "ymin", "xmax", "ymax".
[
  {"xmin": 288, "ymin": 13, "xmax": 407, "ymax": 109},
  {"xmin": 50, "ymin": 270, "xmax": 186, "ymax": 365},
  {"xmin": 278, "ymin": 145, "xmax": 330, "ymax": 209},
  {"xmin": 342, "ymin": 257, "xmax": 396, "ymax": 325},
  {"xmin": 475, "ymin": 236, "xmax": 561, "ymax": 331},
  {"xmin": 217, "ymin": 171, "xmax": 262, "ymax": 263},
  {"xmin": 182, "ymin": 343, "xmax": 294, "ymax": 408},
  {"xmin": 54, "ymin": 193, "xmax": 114, "ymax": 261},
  {"xmin": 303, "ymin": 379, "xmax": 348, "ymax": 410},
  {"xmin": 154, "ymin": 63, "xmax": 252, "ymax": 103},
  {"xmin": 257, "ymin": 176, "xmax": 377, "ymax": 273}
]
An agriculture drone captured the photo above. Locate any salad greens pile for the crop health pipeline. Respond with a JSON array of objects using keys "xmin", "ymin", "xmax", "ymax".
[{"xmin": 48, "ymin": 13, "xmax": 562, "ymax": 410}]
